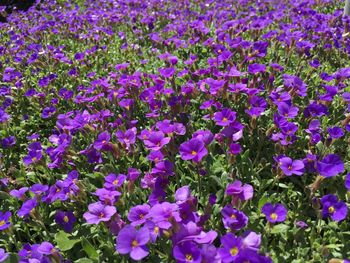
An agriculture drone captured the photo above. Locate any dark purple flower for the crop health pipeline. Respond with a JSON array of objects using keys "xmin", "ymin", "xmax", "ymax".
[
  {"xmin": 261, "ymin": 203, "xmax": 287, "ymax": 223},
  {"xmin": 221, "ymin": 206, "xmax": 248, "ymax": 231},
  {"xmin": 328, "ymin": 127, "xmax": 344, "ymax": 139},
  {"xmin": 0, "ymin": 211, "xmax": 11, "ymax": 231},
  {"xmin": 320, "ymin": 194, "xmax": 348, "ymax": 222},
  {"xmin": 345, "ymin": 173, "xmax": 350, "ymax": 191},
  {"xmin": 173, "ymin": 241, "xmax": 202, "ymax": 263},
  {"xmin": 55, "ymin": 211, "xmax": 76, "ymax": 233},
  {"xmin": 83, "ymin": 202, "xmax": 116, "ymax": 224},
  {"xmin": 317, "ymin": 154, "xmax": 344, "ymax": 177},
  {"xmin": 179, "ymin": 138, "xmax": 208, "ymax": 163},
  {"xmin": 279, "ymin": 157, "xmax": 305, "ymax": 176},
  {"xmin": 116, "ymin": 225, "xmax": 150, "ymax": 261}
]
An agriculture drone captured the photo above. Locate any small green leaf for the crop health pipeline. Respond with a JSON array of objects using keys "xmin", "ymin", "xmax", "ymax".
[
  {"xmin": 75, "ymin": 258, "xmax": 95, "ymax": 263},
  {"xmin": 55, "ymin": 231, "xmax": 80, "ymax": 251},
  {"xmin": 271, "ymin": 224, "xmax": 290, "ymax": 234},
  {"xmin": 82, "ymin": 238, "xmax": 99, "ymax": 259}
]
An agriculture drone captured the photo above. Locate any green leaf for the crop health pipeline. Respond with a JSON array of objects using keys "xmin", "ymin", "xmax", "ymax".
[
  {"xmin": 74, "ymin": 258, "xmax": 95, "ymax": 263},
  {"xmin": 55, "ymin": 231, "xmax": 80, "ymax": 251},
  {"xmin": 82, "ymin": 238, "xmax": 99, "ymax": 259},
  {"xmin": 271, "ymin": 224, "xmax": 290, "ymax": 234}
]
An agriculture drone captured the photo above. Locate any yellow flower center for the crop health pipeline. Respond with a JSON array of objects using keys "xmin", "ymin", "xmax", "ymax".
[
  {"xmin": 113, "ymin": 179, "xmax": 119, "ymax": 185},
  {"xmin": 191, "ymin": 151, "xmax": 197, "ymax": 156},
  {"xmin": 50, "ymin": 248, "xmax": 56, "ymax": 254},
  {"xmin": 288, "ymin": 165, "xmax": 292, "ymax": 170},
  {"xmin": 0, "ymin": 220, "xmax": 5, "ymax": 227},
  {"xmin": 222, "ymin": 117, "xmax": 228, "ymax": 122},
  {"xmin": 32, "ymin": 157, "xmax": 37, "ymax": 162},
  {"xmin": 139, "ymin": 214, "xmax": 144, "ymax": 219},
  {"xmin": 185, "ymin": 254, "xmax": 193, "ymax": 261},
  {"xmin": 270, "ymin": 213, "xmax": 278, "ymax": 220},
  {"xmin": 154, "ymin": 226, "xmax": 159, "ymax": 234},
  {"xmin": 131, "ymin": 240, "xmax": 138, "ymax": 248},
  {"xmin": 99, "ymin": 212, "xmax": 105, "ymax": 218},
  {"xmin": 230, "ymin": 246, "xmax": 239, "ymax": 256},
  {"xmin": 231, "ymin": 214, "xmax": 236, "ymax": 219},
  {"xmin": 328, "ymin": 206, "xmax": 335, "ymax": 213},
  {"xmin": 63, "ymin": 216, "xmax": 69, "ymax": 223}
]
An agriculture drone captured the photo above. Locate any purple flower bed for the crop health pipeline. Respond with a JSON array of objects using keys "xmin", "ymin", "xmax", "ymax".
[{"xmin": 0, "ymin": 0, "xmax": 349, "ymax": 262}]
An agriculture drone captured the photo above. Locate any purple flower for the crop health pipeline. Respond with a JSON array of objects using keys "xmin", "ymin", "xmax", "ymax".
[
  {"xmin": 149, "ymin": 202, "xmax": 181, "ymax": 229},
  {"xmin": 93, "ymin": 188, "xmax": 121, "ymax": 205},
  {"xmin": 104, "ymin": 173, "xmax": 127, "ymax": 189},
  {"xmin": 248, "ymin": 63, "xmax": 266, "ymax": 74},
  {"xmin": 317, "ymin": 154, "xmax": 344, "ymax": 177},
  {"xmin": 327, "ymin": 127, "xmax": 344, "ymax": 139},
  {"xmin": 213, "ymin": 108, "xmax": 236, "ymax": 126},
  {"xmin": 173, "ymin": 241, "xmax": 202, "ymax": 263},
  {"xmin": 55, "ymin": 211, "xmax": 76, "ymax": 233},
  {"xmin": 128, "ymin": 204, "xmax": 150, "ymax": 226},
  {"xmin": 279, "ymin": 157, "xmax": 305, "ymax": 176},
  {"xmin": 37, "ymin": 242, "xmax": 59, "ymax": 255},
  {"xmin": 143, "ymin": 131, "xmax": 171, "ymax": 151},
  {"xmin": 225, "ymin": 180, "xmax": 253, "ymax": 201},
  {"xmin": 0, "ymin": 211, "xmax": 11, "ymax": 231},
  {"xmin": 10, "ymin": 187, "xmax": 28, "ymax": 199},
  {"xmin": 94, "ymin": 131, "xmax": 112, "ymax": 151},
  {"xmin": 261, "ymin": 203, "xmax": 287, "ymax": 223},
  {"xmin": 277, "ymin": 102, "xmax": 299, "ymax": 119},
  {"xmin": 221, "ymin": 206, "xmax": 248, "ymax": 231},
  {"xmin": 218, "ymin": 233, "xmax": 243, "ymax": 262},
  {"xmin": 320, "ymin": 194, "xmax": 348, "ymax": 222},
  {"xmin": 179, "ymin": 138, "xmax": 208, "ymax": 163},
  {"xmin": 0, "ymin": 248, "xmax": 8, "ymax": 262},
  {"xmin": 83, "ymin": 202, "xmax": 116, "ymax": 224},
  {"xmin": 116, "ymin": 225, "xmax": 150, "ymax": 261},
  {"xmin": 345, "ymin": 173, "xmax": 350, "ymax": 191},
  {"xmin": 18, "ymin": 198, "xmax": 37, "ymax": 217},
  {"xmin": 175, "ymin": 186, "xmax": 191, "ymax": 204}
]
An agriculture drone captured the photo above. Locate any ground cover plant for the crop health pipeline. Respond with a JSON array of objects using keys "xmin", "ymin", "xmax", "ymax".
[{"xmin": 0, "ymin": 0, "xmax": 349, "ymax": 262}]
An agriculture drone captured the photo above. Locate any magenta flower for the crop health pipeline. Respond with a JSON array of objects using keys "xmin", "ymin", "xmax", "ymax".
[
  {"xmin": 279, "ymin": 157, "xmax": 305, "ymax": 176},
  {"xmin": 317, "ymin": 154, "xmax": 344, "ymax": 177},
  {"xmin": 261, "ymin": 203, "xmax": 287, "ymax": 223},
  {"xmin": 83, "ymin": 202, "xmax": 116, "ymax": 224},
  {"xmin": 116, "ymin": 225, "xmax": 150, "ymax": 261},
  {"xmin": 179, "ymin": 138, "xmax": 208, "ymax": 163}
]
